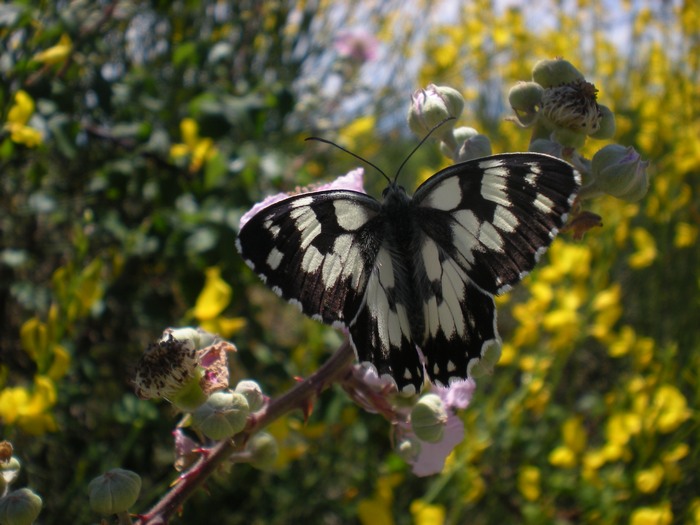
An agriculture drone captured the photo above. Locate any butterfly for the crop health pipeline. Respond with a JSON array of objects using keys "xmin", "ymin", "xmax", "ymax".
[{"xmin": 236, "ymin": 151, "xmax": 580, "ymax": 394}]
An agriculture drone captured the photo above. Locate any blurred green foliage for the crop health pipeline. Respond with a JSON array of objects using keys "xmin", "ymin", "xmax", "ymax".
[{"xmin": 1, "ymin": 1, "xmax": 699, "ymax": 524}]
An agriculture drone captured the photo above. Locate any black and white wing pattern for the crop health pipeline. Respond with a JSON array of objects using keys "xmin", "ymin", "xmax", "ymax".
[{"xmin": 237, "ymin": 153, "xmax": 580, "ymax": 394}]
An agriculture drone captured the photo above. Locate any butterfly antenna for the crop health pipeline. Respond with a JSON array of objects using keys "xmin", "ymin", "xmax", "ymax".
[
  {"xmin": 305, "ymin": 136, "xmax": 392, "ymax": 185},
  {"xmin": 393, "ymin": 116, "xmax": 456, "ymax": 184}
]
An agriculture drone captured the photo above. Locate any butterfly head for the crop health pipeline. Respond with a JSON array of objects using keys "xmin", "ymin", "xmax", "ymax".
[{"xmin": 381, "ymin": 182, "xmax": 410, "ymax": 207}]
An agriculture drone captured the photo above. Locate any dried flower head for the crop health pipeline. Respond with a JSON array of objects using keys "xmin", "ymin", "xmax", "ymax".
[{"xmin": 541, "ymin": 79, "xmax": 602, "ymax": 135}]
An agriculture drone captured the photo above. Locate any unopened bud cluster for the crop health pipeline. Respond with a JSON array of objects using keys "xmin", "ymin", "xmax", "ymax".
[
  {"xmin": 505, "ymin": 58, "xmax": 649, "ymax": 205},
  {"xmin": 408, "ymin": 84, "xmax": 493, "ymax": 162},
  {"xmin": 0, "ymin": 442, "xmax": 43, "ymax": 525}
]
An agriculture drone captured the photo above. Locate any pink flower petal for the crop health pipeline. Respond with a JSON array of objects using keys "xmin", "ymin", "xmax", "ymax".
[{"xmin": 411, "ymin": 413, "xmax": 465, "ymax": 477}]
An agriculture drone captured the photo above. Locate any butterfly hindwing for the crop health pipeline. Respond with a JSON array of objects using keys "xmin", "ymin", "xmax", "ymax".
[
  {"xmin": 411, "ymin": 235, "xmax": 500, "ymax": 385},
  {"xmin": 348, "ymin": 245, "xmax": 425, "ymax": 392}
]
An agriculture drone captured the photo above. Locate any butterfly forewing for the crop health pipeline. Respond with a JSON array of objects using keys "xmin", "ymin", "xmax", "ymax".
[{"xmin": 413, "ymin": 153, "xmax": 580, "ymax": 295}]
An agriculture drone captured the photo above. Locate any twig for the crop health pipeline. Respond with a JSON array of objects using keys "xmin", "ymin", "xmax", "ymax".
[{"xmin": 134, "ymin": 340, "xmax": 356, "ymax": 525}]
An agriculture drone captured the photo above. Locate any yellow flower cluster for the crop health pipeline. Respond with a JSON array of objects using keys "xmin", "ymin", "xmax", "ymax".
[{"xmin": 4, "ymin": 90, "xmax": 42, "ymax": 147}]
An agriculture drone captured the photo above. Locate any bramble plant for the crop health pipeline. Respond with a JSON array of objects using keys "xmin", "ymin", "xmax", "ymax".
[
  {"xmin": 2, "ymin": 3, "xmax": 699, "ymax": 524},
  {"xmin": 67, "ymin": 58, "xmax": 647, "ymax": 524}
]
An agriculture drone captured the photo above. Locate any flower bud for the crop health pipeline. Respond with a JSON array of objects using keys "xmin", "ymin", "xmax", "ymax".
[
  {"xmin": 451, "ymin": 127, "xmax": 492, "ymax": 162},
  {"xmin": 407, "ymin": 84, "xmax": 464, "ymax": 139},
  {"xmin": 192, "ymin": 391, "xmax": 249, "ymax": 440},
  {"xmin": 246, "ymin": 432, "xmax": 278, "ymax": 470},
  {"xmin": 0, "ymin": 488, "xmax": 42, "ymax": 525},
  {"xmin": 234, "ymin": 380, "xmax": 265, "ymax": 411},
  {"xmin": 88, "ymin": 469, "xmax": 141, "ymax": 516},
  {"xmin": 410, "ymin": 394, "xmax": 448, "ymax": 443},
  {"xmin": 396, "ymin": 435, "xmax": 421, "ymax": 462},
  {"xmin": 528, "ymin": 138, "xmax": 564, "ymax": 158},
  {"xmin": 508, "ymin": 81, "xmax": 544, "ymax": 126},
  {"xmin": 532, "ymin": 58, "xmax": 584, "ymax": 88},
  {"xmin": 590, "ymin": 144, "xmax": 649, "ymax": 201},
  {"xmin": 589, "ymin": 104, "xmax": 616, "ymax": 140}
]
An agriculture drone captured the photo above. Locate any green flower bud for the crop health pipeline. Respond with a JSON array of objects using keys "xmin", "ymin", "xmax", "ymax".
[
  {"xmin": 532, "ymin": 58, "xmax": 584, "ymax": 88},
  {"xmin": 396, "ymin": 435, "xmax": 421, "ymax": 462},
  {"xmin": 88, "ymin": 469, "xmax": 141, "ymax": 516},
  {"xmin": 407, "ymin": 84, "xmax": 464, "ymax": 139},
  {"xmin": 0, "ymin": 457, "xmax": 21, "ymax": 488},
  {"xmin": 246, "ymin": 432, "xmax": 278, "ymax": 470},
  {"xmin": 468, "ymin": 340, "xmax": 501, "ymax": 378},
  {"xmin": 192, "ymin": 391, "xmax": 249, "ymax": 440},
  {"xmin": 0, "ymin": 488, "xmax": 42, "ymax": 525},
  {"xmin": 540, "ymin": 79, "xmax": 601, "ymax": 136},
  {"xmin": 589, "ymin": 104, "xmax": 616, "ymax": 140},
  {"xmin": 508, "ymin": 81, "xmax": 544, "ymax": 126},
  {"xmin": 234, "ymin": 380, "xmax": 265, "ymax": 411},
  {"xmin": 551, "ymin": 127, "xmax": 587, "ymax": 149},
  {"xmin": 410, "ymin": 394, "xmax": 448, "ymax": 443},
  {"xmin": 590, "ymin": 144, "xmax": 649, "ymax": 202},
  {"xmin": 456, "ymin": 133, "xmax": 492, "ymax": 162},
  {"xmin": 529, "ymin": 138, "xmax": 564, "ymax": 158},
  {"xmin": 509, "ymin": 81, "xmax": 545, "ymax": 111}
]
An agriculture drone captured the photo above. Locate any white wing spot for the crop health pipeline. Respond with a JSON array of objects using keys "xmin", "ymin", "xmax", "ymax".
[
  {"xmin": 534, "ymin": 193, "xmax": 555, "ymax": 214},
  {"xmin": 423, "ymin": 176, "xmax": 462, "ymax": 211},
  {"xmin": 493, "ymin": 206, "xmax": 518, "ymax": 232},
  {"xmin": 478, "ymin": 221, "xmax": 505, "ymax": 252},
  {"xmin": 447, "ymin": 360, "xmax": 456, "ymax": 372},
  {"xmin": 403, "ymin": 368, "xmax": 413, "ymax": 380},
  {"xmin": 422, "ymin": 238, "xmax": 442, "ymax": 281},
  {"xmin": 290, "ymin": 196, "xmax": 314, "ymax": 209},
  {"xmin": 481, "ymin": 168, "xmax": 510, "ymax": 206},
  {"xmin": 301, "ymin": 245, "xmax": 324, "ymax": 273},
  {"xmin": 266, "ymin": 247, "xmax": 284, "ymax": 270},
  {"xmin": 263, "ymin": 219, "xmax": 281, "ymax": 239},
  {"xmin": 288, "ymin": 298, "xmax": 303, "ymax": 312},
  {"xmin": 334, "ymin": 200, "xmax": 370, "ymax": 231}
]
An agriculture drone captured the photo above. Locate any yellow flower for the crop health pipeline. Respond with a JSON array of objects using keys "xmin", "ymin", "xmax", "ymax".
[
  {"xmin": 170, "ymin": 118, "xmax": 217, "ymax": 172},
  {"xmin": 549, "ymin": 446, "xmax": 577, "ymax": 468},
  {"xmin": 32, "ymin": 34, "xmax": 73, "ymax": 65},
  {"xmin": 4, "ymin": 91, "xmax": 43, "ymax": 147},
  {"xmin": 635, "ymin": 464, "xmax": 664, "ymax": 493},
  {"xmin": 193, "ymin": 267, "xmax": 231, "ymax": 321},
  {"xmin": 628, "ymin": 227, "xmax": 657, "ymax": 269},
  {"xmin": 358, "ymin": 497, "xmax": 393, "ymax": 525},
  {"xmin": 674, "ymin": 222, "xmax": 698, "ymax": 248},
  {"xmin": 606, "ymin": 412, "xmax": 642, "ymax": 446},
  {"xmin": 629, "ymin": 504, "xmax": 672, "ymax": 525},
  {"xmin": 562, "ymin": 416, "xmax": 587, "ymax": 453},
  {"xmin": 649, "ymin": 385, "xmax": 690, "ymax": 433},
  {"xmin": 410, "ymin": 500, "xmax": 445, "ymax": 525},
  {"xmin": 517, "ymin": 466, "xmax": 541, "ymax": 501},
  {"xmin": 192, "ymin": 267, "xmax": 245, "ymax": 338},
  {"xmin": 0, "ymin": 376, "xmax": 58, "ymax": 435}
]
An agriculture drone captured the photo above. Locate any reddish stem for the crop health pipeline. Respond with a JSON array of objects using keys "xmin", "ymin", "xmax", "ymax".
[{"xmin": 135, "ymin": 340, "xmax": 355, "ymax": 524}]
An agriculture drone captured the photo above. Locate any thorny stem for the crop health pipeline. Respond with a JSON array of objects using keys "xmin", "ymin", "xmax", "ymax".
[{"xmin": 134, "ymin": 340, "xmax": 356, "ymax": 525}]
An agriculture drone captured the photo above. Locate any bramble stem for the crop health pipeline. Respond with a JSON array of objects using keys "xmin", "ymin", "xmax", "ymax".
[{"xmin": 135, "ymin": 340, "xmax": 355, "ymax": 525}]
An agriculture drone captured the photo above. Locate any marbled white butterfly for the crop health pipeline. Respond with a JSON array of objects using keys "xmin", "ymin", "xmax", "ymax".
[{"xmin": 237, "ymin": 150, "xmax": 580, "ymax": 394}]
